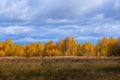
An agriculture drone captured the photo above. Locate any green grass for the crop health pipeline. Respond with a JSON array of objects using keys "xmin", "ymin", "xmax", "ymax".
[{"xmin": 0, "ymin": 57, "xmax": 120, "ymax": 80}]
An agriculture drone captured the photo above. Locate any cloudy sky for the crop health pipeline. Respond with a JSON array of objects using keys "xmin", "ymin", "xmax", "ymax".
[{"xmin": 0, "ymin": 0, "xmax": 120, "ymax": 44}]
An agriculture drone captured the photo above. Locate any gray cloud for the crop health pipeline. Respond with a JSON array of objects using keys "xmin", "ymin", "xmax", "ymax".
[{"xmin": 0, "ymin": 0, "xmax": 120, "ymax": 43}]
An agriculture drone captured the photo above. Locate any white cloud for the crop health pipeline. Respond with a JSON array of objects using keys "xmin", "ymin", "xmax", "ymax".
[
  {"xmin": 0, "ymin": 23, "xmax": 120, "ymax": 43},
  {"xmin": 13, "ymin": 37, "xmax": 56, "ymax": 43},
  {"xmin": 114, "ymin": 0, "xmax": 120, "ymax": 10},
  {"xmin": 0, "ymin": 0, "xmax": 29, "ymax": 20},
  {"xmin": 0, "ymin": 26, "xmax": 35, "ymax": 35},
  {"xmin": 75, "ymin": 36, "xmax": 99, "ymax": 40},
  {"xmin": 14, "ymin": 37, "xmax": 41, "ymax": 43},
  {"xmin": 92, "ymin": 14, "xmax": 105, "ymax": 21},
  {"xmin": 45, "ymin": 18, "xmax": 77, "ymax": 23}
]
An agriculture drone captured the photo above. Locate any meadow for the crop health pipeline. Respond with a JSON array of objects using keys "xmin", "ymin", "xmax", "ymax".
[{"xmin": 0, "ymin": 57, "xmax": 120, "ymax": 80}]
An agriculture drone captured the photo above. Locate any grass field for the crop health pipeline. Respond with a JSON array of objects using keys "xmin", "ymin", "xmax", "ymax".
[{"xmin": 0, "ymin": 57, "xmax": 120, "ymax": 80}]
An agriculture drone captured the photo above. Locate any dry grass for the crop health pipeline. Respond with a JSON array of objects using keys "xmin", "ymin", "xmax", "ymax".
[{"xmin": 0, "ymin": 57, "xmax": 120, "ymax": 80}]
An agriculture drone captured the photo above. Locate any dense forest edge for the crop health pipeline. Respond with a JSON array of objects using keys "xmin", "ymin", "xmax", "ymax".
[{"xmin": 0, "ymin": 37, "xmax": 120, "ymax": 57}]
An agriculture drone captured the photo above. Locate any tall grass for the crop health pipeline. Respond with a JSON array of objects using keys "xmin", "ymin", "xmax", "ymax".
[{"xmin": 0, "ymin": 57, "xmax": 120, "ymax": 80}]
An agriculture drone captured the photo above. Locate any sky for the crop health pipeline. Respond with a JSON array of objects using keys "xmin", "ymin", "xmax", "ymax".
[{"xmin": 0, "ymin": 0, "xmax": 120, "ymax": 44}]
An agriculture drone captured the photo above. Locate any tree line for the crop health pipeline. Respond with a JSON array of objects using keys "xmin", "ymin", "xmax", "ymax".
[{"xmin": 0, "ymin": 37, "xmax": 120, "ymax": 57}]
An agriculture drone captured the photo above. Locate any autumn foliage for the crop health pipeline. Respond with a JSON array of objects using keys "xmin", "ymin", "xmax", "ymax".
[{"xmin": 0, "ymin": 37, "xmax": 120, "ymax": 57}]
